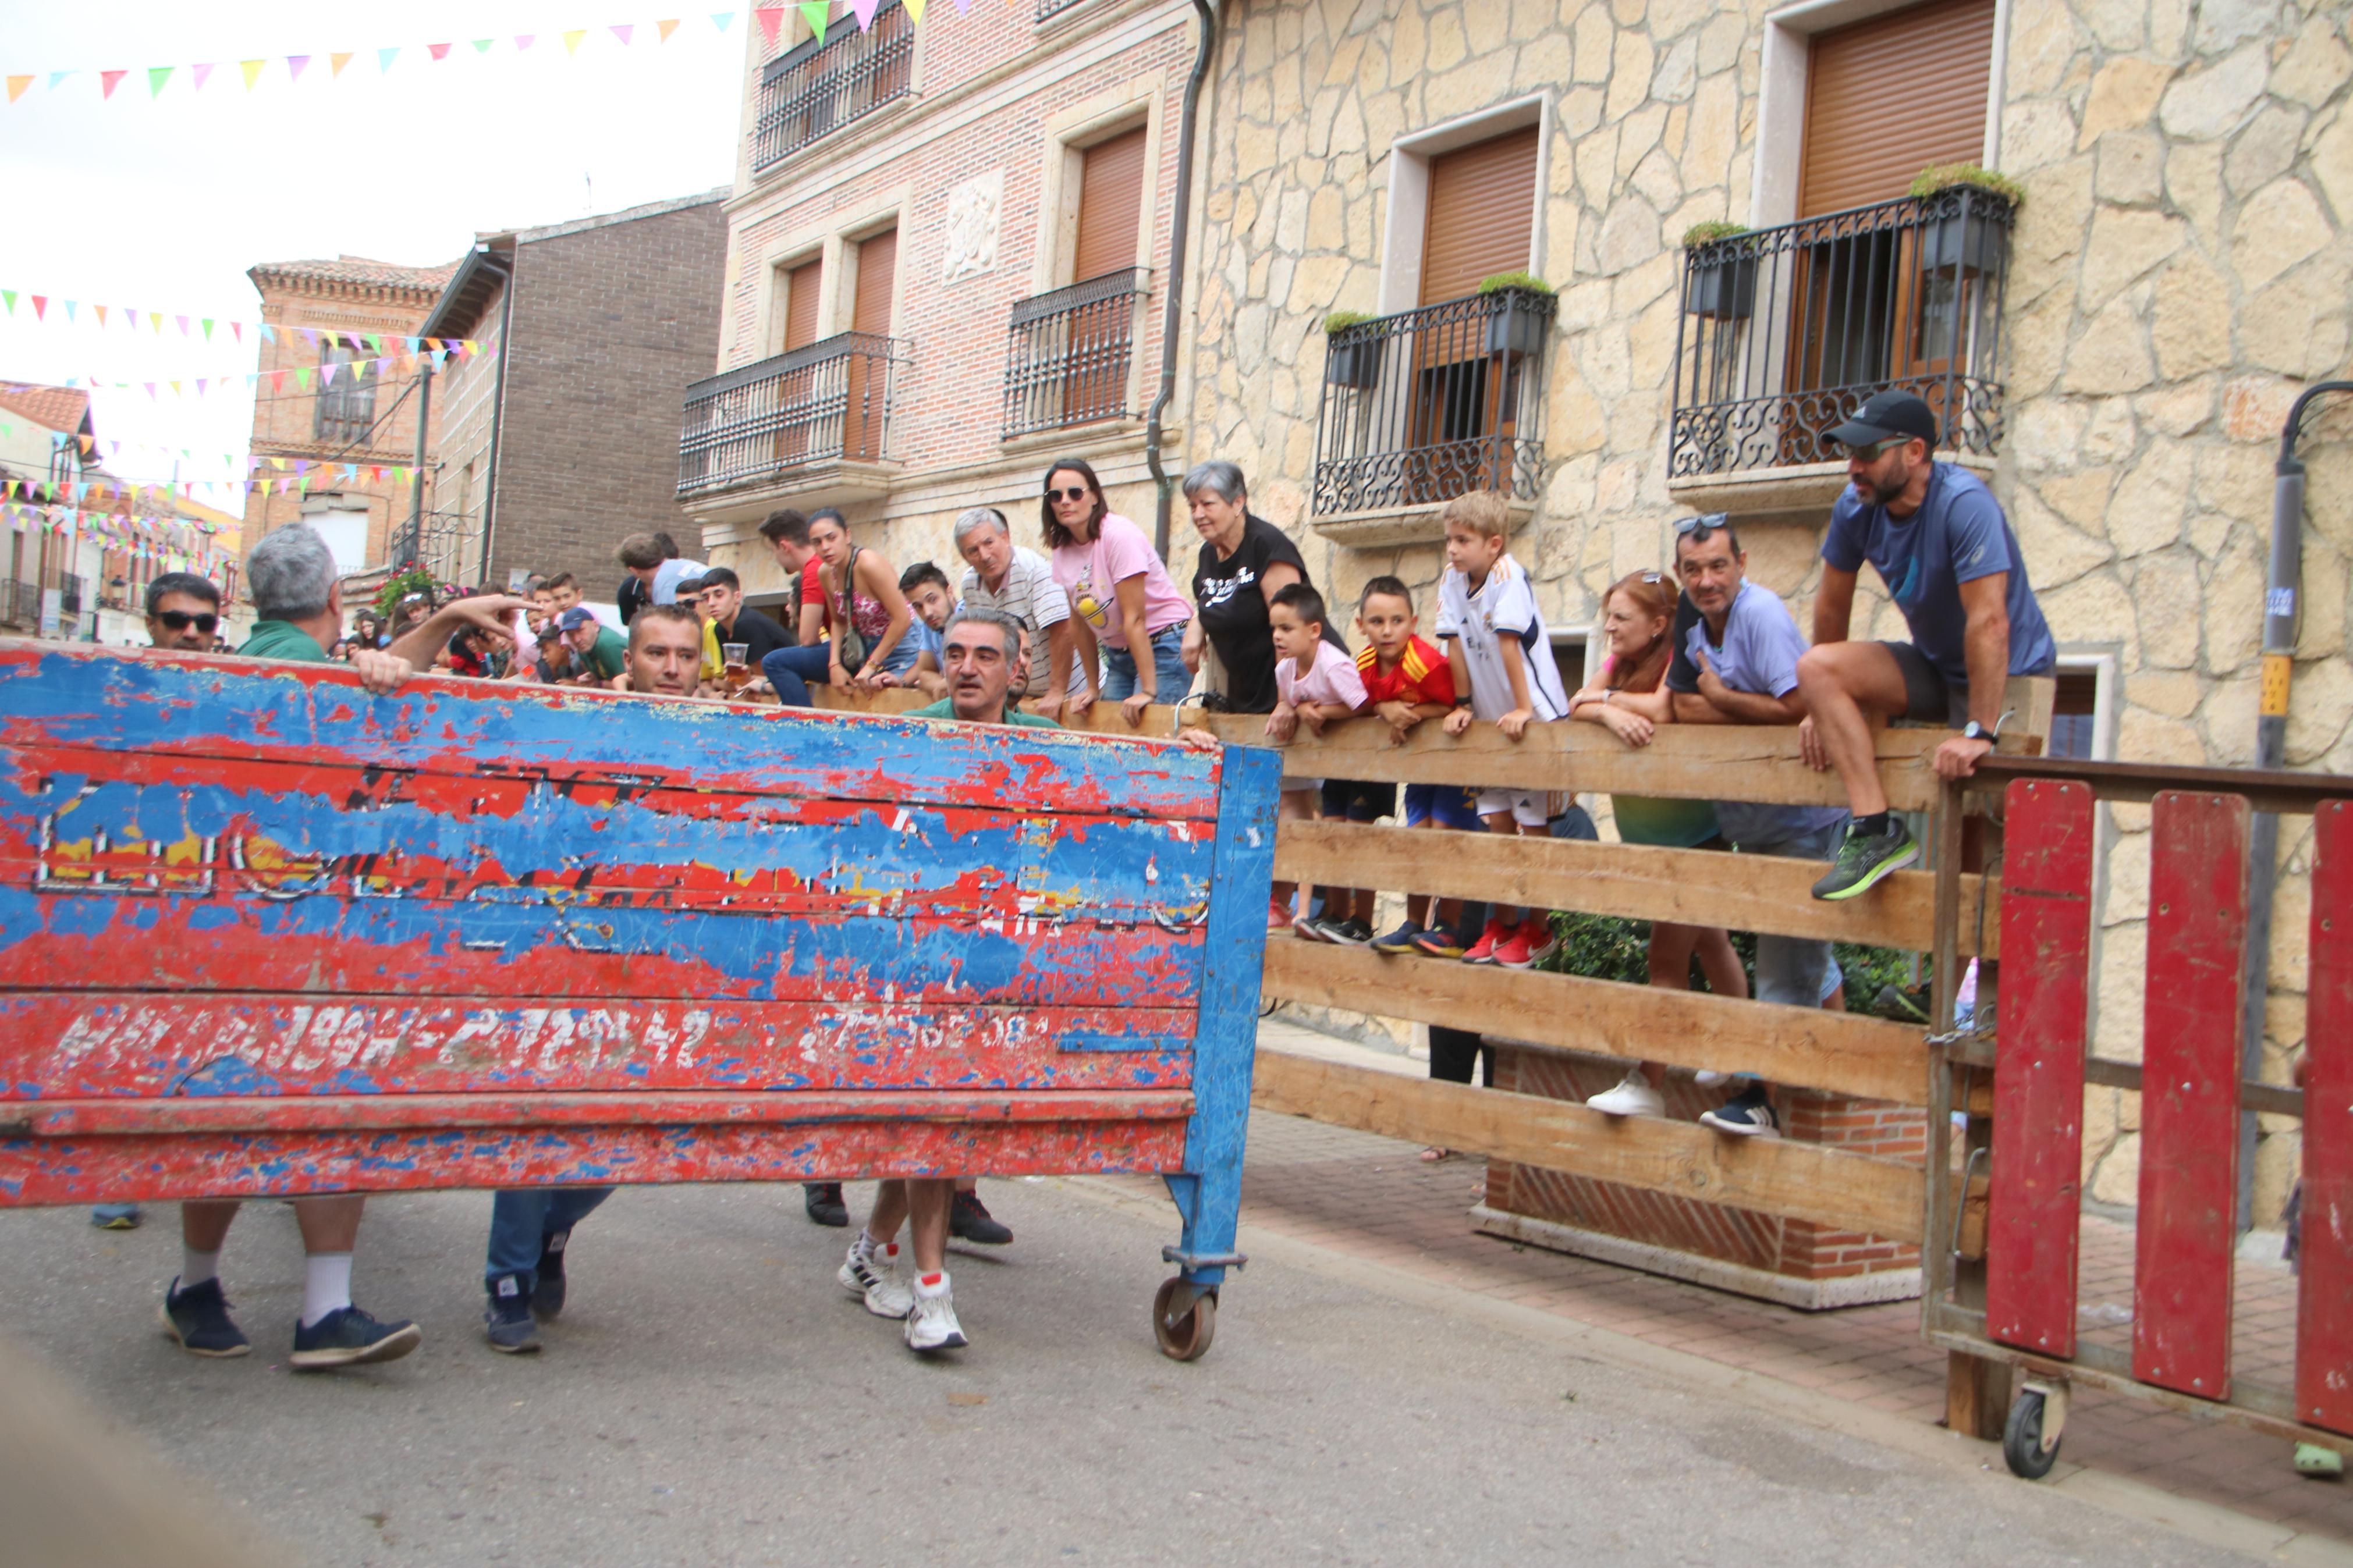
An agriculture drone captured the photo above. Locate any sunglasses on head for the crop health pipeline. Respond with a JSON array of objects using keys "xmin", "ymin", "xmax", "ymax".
[
  {"xmin": 155, "ymin": 610, "xmax": 218, "ymax": 632},
  {"xmin": 1046, "ymin": 485, "xmax": 1091, "ymax": 503},
  {"xmin": 1672, "ymin": 513, "xmax": 1730, "ymax": 537}
]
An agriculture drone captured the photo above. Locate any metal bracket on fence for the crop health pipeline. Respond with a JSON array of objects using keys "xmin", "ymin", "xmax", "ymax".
[
  {"xmin": 1949, "ymin": 1143, "xmax": 1989, "ymax": 1268},
  {"xmin": 1925, "ymin": 1012, "xmax": 1996, "ymax": 1051}
]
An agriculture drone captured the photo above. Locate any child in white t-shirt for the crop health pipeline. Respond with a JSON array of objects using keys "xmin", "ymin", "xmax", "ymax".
[
  {"xmin": 1436, "ymin": 490, "xmax": 1571, "ymax": 969},
  {"xmin": 1266, "ymin": 581, "xmax": 1367, "ymax": 933}
]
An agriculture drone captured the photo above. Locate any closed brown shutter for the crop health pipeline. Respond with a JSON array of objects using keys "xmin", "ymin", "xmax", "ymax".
[
  {"xmin": 1071, "ymin": 127, "xmax": 1147, "ymax": 283},
  {"xmin": 1799, "ymin": 0, "xmax": 1996, "ymax": 218},
  {"xmin": 1419, "ymin": 125, "xmax": 1539, "ymax": 306},
  {"xmin": 782, "ymin": 259, "xmax": 822, "ymax": 352},
  {"xmin": 851, "ymin": 229, "xmax": 896, "ymax": 336}
]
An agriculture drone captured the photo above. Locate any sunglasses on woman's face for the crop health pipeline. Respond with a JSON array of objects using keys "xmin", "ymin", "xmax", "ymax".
[
  {"xmin": 155, "ymin": 610, "xmax": 218, "ymax": 633},
  {"xmin": 1047, "ymin": 486, "xmax": 1091, "ymax": 503}
]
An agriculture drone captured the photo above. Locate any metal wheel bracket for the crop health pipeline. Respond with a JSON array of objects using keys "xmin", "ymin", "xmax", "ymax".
[
  {"xmin": 1159, "ymin": 1279, "xmax": 1212, "ymax": 1326},
  {"xmin": 2023, "ymin": 1377, "xmax": 2070, "ymax": 1453}
]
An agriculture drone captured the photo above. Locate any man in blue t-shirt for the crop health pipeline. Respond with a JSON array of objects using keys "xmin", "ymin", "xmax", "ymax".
[{"xmin": 1796, "ymin": 391, "xmax": 2055, "ymax": 901}]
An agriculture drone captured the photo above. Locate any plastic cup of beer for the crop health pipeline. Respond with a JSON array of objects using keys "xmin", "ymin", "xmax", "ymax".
[{"xmin": 723, "ymin": 642, "xmax": 750, "ymax": 694}]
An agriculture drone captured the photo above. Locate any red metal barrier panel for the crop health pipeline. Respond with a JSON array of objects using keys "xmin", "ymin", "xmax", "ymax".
[
  {"xmin": 2132, "ymin": 792, "xmax": 2250, "ymax": 1401},
  {"xmin": 1986, "ymin": 778, "xmax": 2095, "ymax": 1358},
  {"xmin": 2302, "ymin": 801, "xmax": 2353, "ymax": 1436}
]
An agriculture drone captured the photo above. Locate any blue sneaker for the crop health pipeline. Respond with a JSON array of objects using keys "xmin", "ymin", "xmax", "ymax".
[
  {"xmin": 90, "ymin": 1204, "xmax": 141, "ymax": 1230},
  {"xmin": 159, "ymin": 1277, "xmax": 250, "ymax": 1357},
  {"xmin": 530, "ymin": 1229, "xmax": 572, "ymax": 1323},
  {"xmin": 289, "ymin": 1304, "xmax": 421, "ymax": 1371},
  {"xmin": 1700, "ymin": 1085, "xmax": 1780, "ymax": 1138},
  {"xmin": 484, "ymin": 1274, "xmax": 541, "ymax": 1354}
]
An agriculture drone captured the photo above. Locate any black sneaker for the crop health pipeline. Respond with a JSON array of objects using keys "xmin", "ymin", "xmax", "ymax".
[
  {"xmin": 949, "ymin": 1189, "xmax": 1013, "ymax": 1246},
  {"xmin": 1324, "ymin": 917, "xmax": 1375, "ymax": 946},
  {"xmin": 531, "ymin": 1229, "xmax": 571, "ymax": 1322},
  {"xmin": 1812, "ymin": 820, "xmax": 1919, "ymax": 901},
  {"xmin": 484, "ymin": 1274, "xmax": 541, "ymax": 1354},
  {"xmin": 804, "ymin": 1182, "xmax": 849, "ymax": 1228},
  {"xmin": 289, "ymin": 1304, "xmax": 423, "ymax": 1371},
  {"xmin": 1700, "ymin": 1085, "xmax": 1780, "ymax": 1137},
  {"xmin": 1369, "ymin": 920, "xmax": 1424, "ymax": 955},
  {"xmin": 159, "ymin": 1276, "xmax": 250, "ymax": 1358}
]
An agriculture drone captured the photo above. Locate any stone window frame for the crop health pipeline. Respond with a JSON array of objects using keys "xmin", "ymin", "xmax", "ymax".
[
  {"xmin": 752, "ymin": 188, "xmax": 914, "ymax": 358},
  {"xmin": 1031, "ymin": 71, "xmax": 1169, "ymax": 298},
  {"xmin": 1748, "ymin": 0, "xmax": 2012, "ymax": 230},
  {"xmin": 1373, "ymin": 93, "xmax": 1553, "ymax": 315}
]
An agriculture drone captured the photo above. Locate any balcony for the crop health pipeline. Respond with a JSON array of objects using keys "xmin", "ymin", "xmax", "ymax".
[
  {"xmin": 58, "ymin": 572, "xmax": 83, "ymax": 617},
  {"xmin": 751, "ymin": 3, "xmax": 914, "ymax": 174},
  {"xmin": 1667, "ymin": 185, "xmax": 2014, "ymax": 519},
  {"xmin": 677, "ymin": 333, "xmax": 905, "ymax": 507},
  {"xmin": 1, "ymin": 578, "xmax": 39, "ymax": 628},
  {"xmin": 1001, "ymin": 269, "xmax": 1149, "ymax": 442},
  {"xmin": 1310, "ymin": 287, "xmax": 1554, "ymax": 544}
]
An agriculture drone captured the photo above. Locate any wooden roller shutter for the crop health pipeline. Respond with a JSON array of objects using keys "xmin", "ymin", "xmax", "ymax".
[
  {"xmin": 850, "ymin": 229, "xmax": 896, "ymax": 336},
  {"xmin": 1799, "ymin": 0, "xmax": 1996, "ymax": 218},
  {"xmin": 781, "ymin": 258, "xmax": 822, "ymax": 351},
  {"xmin": 1419, "ymin": 125, "xmax": 1539, "ymax": 306},
  {"xmin": 1071, "ymin": 126, "xmax": 1147, "ymax": 283}
]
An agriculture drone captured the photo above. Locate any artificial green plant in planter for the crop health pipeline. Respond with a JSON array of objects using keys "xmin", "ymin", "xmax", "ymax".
[
  {"xmin": 1476, "ymin": 272, "xmax": 1556, "ymax": 355},
  {"xmin": 1680, "ymin": 220, "xmax": 1756, "ymax": 321},
  {"xmin": 1911, "ymin": 163, "xmax": 2022, "ymax": 275},
  {"xmin": 1321, "ymin": 310, "xmax": 1380, "ymax": 388}
]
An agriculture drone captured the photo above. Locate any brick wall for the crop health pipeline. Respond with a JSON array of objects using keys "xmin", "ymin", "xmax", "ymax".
[{"xmin": 486, "ymin": 199, "xmax": 729, "ymax": 591}]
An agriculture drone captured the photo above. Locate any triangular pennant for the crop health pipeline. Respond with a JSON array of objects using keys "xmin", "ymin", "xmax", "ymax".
[
  {"xmin": 240, "ymin": 59, "xmax": 265, "ymax": 89},
  {"xmin": 610, "ymin": 23, "xmax": 635, "ymax": 44},
  {"xmin": 201, "ymin": 317, "xmax": 214, "ymax": 339},
  {"xmin": 148, "ymin": 311, "xmax": 162, "ymax": 332},
  {"xmin": 377, "ymin": 47, "xmax": 400, "ymax": 72},
  {"xmin": 6, "ymin": 75, "xmax": 33, "ymax": 102},
  {"xmin": 30, "ymin": 294, "xmax": 45, "ymax": 319},
  {"xmin": 175, "ymin": 315, "xmax": 189, "ymax": 335},
  {"xmin": 147, "ymin": 65, "xmax": 174, "ymax": 96},
  {"xmin": 293, "ymin": 368, "xmax": 312, "ymax": 390},
  {"xmin": 230, "ymin": 321, "xmax": 241, "ymax": 342},
  {"xmin": 903, "ymin": 0, "xmax": 926, "ymax": 22},
  {"xmin": 851, "ymin": 0, "xmax": 881, "ymax": 29},
  {"xmin": 100, "ymin": 70, "xmax": 129, "ymax": 99},
  {"xmin": 710, "ymin": 12, "xmax": 736, "ymax": 30},
  {"xmin": 287, "ymin": 55, "xmax": 310, "ymax": 80},
  {"xmin": 300, "ymin": 326, "xmax": 318, "ymax": 346},
  {"xmin": 1, "ymin": 290, "xmax": 13, "ymax": 314},
  {"xmin": 144, "ymin": 383, "xmax": 157, "ymax": 399},
  {"xmin": 473, "ymin": 38, "xmax": 494, "ymax": 52},
  {"xmin": 563, "ymin": 29, "xmax": 588, "ymax": 52},
  {"xmin": 191, "ymin": 62, "xmax": 215, "ymax": 90},
  {"xmin": 63, "ymin": 300, "xmax": 77, "ymax": 322},
  {"xmin": 428, "ymin": 42, "xmax": 452, "ymax": 61},
  {"xmin": 331, "ymin": 52, "xmax": 354, "ymax": 76},
  {"xmin": 94, "ymin": 304, "xmax": 108, "ymax": 326},
  {"xmin": 258, "ymin": 323, "xmax": 275, "ymax": 343},
  {"xmin": 658, "ymin": 18, "xmax": 683, "ymax": 40},
  {"xmin": 48, "ymin": 72, "xmax": 73, "ymax": 90},
  {"xmin": 515, "ymin": 34, "xmax": 537, "ymax": 49},
  {"xmin": 762, "ymin": 6, "xmax": 793, "ymax": 46},
  {"xmin": 320, "ymin": 362, "xmax": 338, "ymax": 388},
  {"xmin": 364, "ymin": 333, "xmax": 383, "ymax": 353}
]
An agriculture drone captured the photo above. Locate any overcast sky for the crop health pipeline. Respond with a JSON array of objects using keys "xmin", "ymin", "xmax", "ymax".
[{"xmin": 0, "ymin": 2, "xmax": 744, "ymax": 506}]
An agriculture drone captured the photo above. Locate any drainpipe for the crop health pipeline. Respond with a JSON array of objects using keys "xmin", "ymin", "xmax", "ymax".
[
  {"xmin": 1145, "ymin": 0, "xmax": 1218, "ymax": 560},
  {"xmin": 2237, "ymin": 378, "xmax": 2352, "ymax": 1230},
  {"xmin": 475, "ymin": 254, "xmax": 519, "ymax": 587}
]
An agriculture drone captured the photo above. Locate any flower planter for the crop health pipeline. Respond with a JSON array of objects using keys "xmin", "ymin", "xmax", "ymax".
[
  {"xmin": 1484, "ymin": 301, "xmax": 1550, "ymax": 357},
  {"xmin": 1917, "ymin": 211, "xmax": 2007, "ymax": 274},
  {"xmin": 1323, "ymin": 338, "xmax": 1381, "ymax": 389},
  {"xmin": 1683, "ymin": 254, "xmax": 1757, "ymax": 321}
]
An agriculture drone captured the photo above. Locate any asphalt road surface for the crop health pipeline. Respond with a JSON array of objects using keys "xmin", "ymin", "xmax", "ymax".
[{"xmin": 1, "ymin": 1173, "xmax": 2263, "ymax": 1567}]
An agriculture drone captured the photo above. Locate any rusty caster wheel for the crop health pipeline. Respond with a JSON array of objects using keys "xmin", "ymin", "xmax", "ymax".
[{"xmin": 1152, "ymin": 1277, "xmax": 1218, "ymax": 1361}]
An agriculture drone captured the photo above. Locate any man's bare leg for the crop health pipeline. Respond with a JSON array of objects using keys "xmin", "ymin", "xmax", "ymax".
[
  {"xmin": 840, "ymin": 1179, "xmax": 915, "ymax": 1318},
  {"xmin": 1794, "ymin": 641, "xmax": 1911, "ymax": 817},
  {"xmin": 902, "ymin": 1178, "xmax": 967, "ymax": 1352}
]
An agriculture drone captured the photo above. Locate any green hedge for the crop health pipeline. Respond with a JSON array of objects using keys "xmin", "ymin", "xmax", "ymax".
[{"xmin": 1532, "ymin": 911, "xmax": 1928, "ymax": 1023}]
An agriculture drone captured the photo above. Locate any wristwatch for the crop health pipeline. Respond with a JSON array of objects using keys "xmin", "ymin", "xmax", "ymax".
[{"xmin": 1961, "ymin": 721, "xmax": 1990, "ymax": 742}]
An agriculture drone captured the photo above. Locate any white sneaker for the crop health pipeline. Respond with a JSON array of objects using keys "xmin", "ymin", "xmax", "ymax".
[
  {"xmin": 1693, "ymin": 1069, "xmax": 1727, "ymax": 1087},
  {"xmin": 1585, "ymin": 1069, "xmax": 1663, "ymax": 1118},
  {"xmin": 838, "ymin": 1241, "xmax": 913, "ymax": 1319},
  {"xmin": 904, "ymin": 1274, "xmax": 968, "ymax": 1353}
]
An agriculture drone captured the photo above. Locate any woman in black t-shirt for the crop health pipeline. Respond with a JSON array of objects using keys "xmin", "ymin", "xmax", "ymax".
[{"xmin": 1182, "ymin": 461, "xmax": 1335, "ymax": 714}]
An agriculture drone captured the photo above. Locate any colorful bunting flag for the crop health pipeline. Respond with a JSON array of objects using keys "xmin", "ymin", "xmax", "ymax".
[
  {"xmin": 240, "ymin": 59, "xmax": 265, "ymax": 89},
  {"xmin": 288, "ymin": 54, "xmax": 310, "ymax": 79},
  {"xmin": 100, "ymin": 70, "xmax": 128, "ymax": 98},
  {"xmin": 191, "ymin": 62, "xmax": 215, "ymax": 90},
  {"xmin": 147, "ymin": 66, "xmax": 173, "ymax": 97},
  {"xmin": 611, "ymin": 23, "xmax": 635, "ymax": 44},
  {"xmin": 428, "ymin": 42, "xmax": 452, "ymax": 60},
  {"xmin": 658, "ymin": 18, "xmax": 683, "ymax": 40},
  {"xmin": 377, "ymin": 47, "xmax": 400, "ymax": 71},
  {"xmin": 851, "ymin": 0, "xmax": 881, "ymax": 30},
  {"xmin": 516, "ymin": 34, "xmax": 537, "ymax": 49},
  {"xmin": 6, "ymin": 76, "xmax": 31, "ymax": 103},
  {"xmin": 473, "ymin": 39, "xmax": 495, "ymax": 52},
  {"xmin": 331, "ymin": 52, "xmax": 354, "ymax": 76},
  {"xmin": 761, "ymin": 6, "xmax": 792, "ymax": 47},
  {"xmin": 563, "ymin": 29, "xmax": 588, "ymax": 52}
]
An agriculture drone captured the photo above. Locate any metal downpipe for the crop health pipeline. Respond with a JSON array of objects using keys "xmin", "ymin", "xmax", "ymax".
[{"xmin": 1145, "ymin": 0, "xmax": 1218, "ymax": 560}]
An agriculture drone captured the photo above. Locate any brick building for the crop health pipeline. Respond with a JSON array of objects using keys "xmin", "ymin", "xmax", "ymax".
[
  {"xmin": 684, "ymin": 0, "xmax": 1208, "ymax": 608},
  {"xmin": 421, "ymin": 193, "xmax": 728, "ymax": 593},
  {"xmin": 241, "ymin": 255, "xmax": 458, "ymax": 577}
]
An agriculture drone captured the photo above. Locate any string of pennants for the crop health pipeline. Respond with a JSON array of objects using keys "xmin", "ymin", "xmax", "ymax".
[
  {"xmin": 4, "ymin": 2, "xmax": 973, "ymax": 105},
  {"xmin": 1, "ymin": 505, "xmax": 236, "ymax": 565},
  {"xmin": 10, "ymin": 344, "xmax": 498, "ymax": 404},
  {"xmin": 7, "ymin": 459, "xmax": 429, "ymax": 510},
  {"xmin": 2, "ymin": 297, "xmax": 486, "ymax": 359}
]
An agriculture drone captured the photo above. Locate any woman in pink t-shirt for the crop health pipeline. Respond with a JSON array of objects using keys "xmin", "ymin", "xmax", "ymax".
[{"xmin": 1041, "ymin": 457, "xmax": 1193, "ymax": 724}]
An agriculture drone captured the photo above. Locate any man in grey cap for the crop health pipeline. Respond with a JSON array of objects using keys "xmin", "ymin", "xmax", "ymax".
[{"xmin": 1794, "ymin": 390, "xmax": 2056, "ymax": 900}]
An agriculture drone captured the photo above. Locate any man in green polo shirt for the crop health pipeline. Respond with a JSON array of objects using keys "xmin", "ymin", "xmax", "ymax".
[
  {"xmin": 906, "ymin": 607, "xmax": 1061, "ymax": 728},
  {"xmin": 558, "ymin": 606, "xmax": 629, "ymax": 686}
]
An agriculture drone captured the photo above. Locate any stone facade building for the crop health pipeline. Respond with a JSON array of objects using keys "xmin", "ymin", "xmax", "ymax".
[
  {"xmin": 684, "ymin": 0, "xmax": 1207, "ymax": 608},
  {"xmin": 1184, "ymin": 0, "xmax": 2352, "ymax": 1221},
  {"xmin": 240, "ymin": 256, "xmax": 457, "ymax": 577},
  {"xmin": 422, "ymin": 193, "xmax": 728, "ymax": 594}
]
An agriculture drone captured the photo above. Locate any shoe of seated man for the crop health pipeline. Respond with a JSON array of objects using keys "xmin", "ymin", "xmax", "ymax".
[
  {"xmin": 1812, "ymin": 819, "xmax": 1919, "ymax": 901},
  {"xmin": 904, "ymin": 1272, "xmax": 968, "ymax": 1353},
  {"xmin": 159, "ymin": 1276, "xmax": 250, "ymax": 1358},
  {"xmin": 839, "ymin": 1239, "xmax": 914, "ymax": 1318},
  {"xmin": 484, "ymin": 1273, "xmax": 542, "ymax": 1354},
  {"xmin": 530, "ymin": 1229, "xmax": 573, "ymax": 1323},
  {"xmin": 1369, "ymin": 920, "xmax": 1424, "ymax": 955},
  {"xmin": 90, "ymin": 1203, "xmax": 141, "ymax": 1230},
  {"xmin": 1408, "ymin": 923, "xmax": 1468, "ymax": 960},
  {"xmin": 1460, "ymin": 915, "xmax": 1516, "ymax": 965},
  {"xmin": 1700, "ymin": 1084, "xmax": 1780, "ymax": 1137},
  {"xmin": 1585, "ymin": 1070, "xmax": 1663, "ymax": 1118},
  {"xmin": 949, "ymin": 1189, "xmax": 1013, "ymax": 1246},
  {"xmin": 289, "ymin": 1304, "xmax": 423, "ymax": 1371},
  {"xmin": 1291, "ymin": 911, "xmax": 1333, "ymax": 943},
  {"xmin": 1323, "ymin": 916, "xmax": 1375, "ymax": 947},
  {"xmin": 1492, "ymin": 920, "xmax": 1557, "ymax": 969},
  {"xmin": 804, "ymin": 1182, "xmax": 849, "ymax": 1228}
]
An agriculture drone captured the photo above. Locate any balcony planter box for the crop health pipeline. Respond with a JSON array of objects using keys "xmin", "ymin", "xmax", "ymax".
[
  {"xmin": 1324, "ymin": 339, "xmax": 1382, "ymax": 389},
  {"xmin": 1484, "ymin": 296, "xmax": 1551, "ymax": 357},
  {"xmin": 1917, "ymin": 208, "xmax": 2008, "ymax": 275},
  {"xmin": 1683, "ymin": 253, "xmax": 1756, "ymax": 320}
]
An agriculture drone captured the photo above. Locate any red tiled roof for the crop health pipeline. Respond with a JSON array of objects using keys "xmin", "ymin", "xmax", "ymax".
[
  {"xmin": 247, "ymin": 255, "xmax": 460, "ymax": 292},
  {"xmin": 0, "ymin": 382, "xmax": 92, "ymax": 435}
]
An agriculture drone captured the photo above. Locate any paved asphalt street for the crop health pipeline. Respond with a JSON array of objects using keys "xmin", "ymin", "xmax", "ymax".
[{"xmin": 0, "ymin": 1171, "xmax": 2272, "ymax": 1568}]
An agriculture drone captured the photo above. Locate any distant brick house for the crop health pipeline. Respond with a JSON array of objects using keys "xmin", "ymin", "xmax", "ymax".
[
  {"xmin": 241, "ymin": 255, "xmax": 457, "ymax": 577},
  {"xmin": 420, "ymin": 192, "xmax": 727, "ymax": 594}
]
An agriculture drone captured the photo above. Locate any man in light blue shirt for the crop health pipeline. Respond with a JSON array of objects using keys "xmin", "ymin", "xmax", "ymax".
[
  {"xmin": 1796, "ymin": 392, "xmax": 2054, "ymax": 900},
  {"xmin": 1668, "ymin": 515, "xmax": 1849, "ymax": 1137}
]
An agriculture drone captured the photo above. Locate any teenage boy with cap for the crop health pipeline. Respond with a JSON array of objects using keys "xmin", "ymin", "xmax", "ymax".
[{"xmin": 1795, "ymin": 391, "xmax": 2054, "ymax": 901}]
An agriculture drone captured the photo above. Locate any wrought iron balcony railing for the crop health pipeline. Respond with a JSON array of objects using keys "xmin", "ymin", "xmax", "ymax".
[
  {"xmin": 1669, "ymin": 185, "xmax": 2015, "ymax": 479},
  {"xmin": 751, "ymin": 3, "xmax": 914, "ymax": 173},
  {"xmin": 1311, "ymin": 287, "xmax": 1555, "ymax": 515},
  {"xmin": 58, "ymin": 571, "xmax": 83, "ymax": 617},
  {"xmin": 1035, "ymin": 0, "xmax": 1088, "ymax": 19},
  {"xmin": 1, "ymin": 578, "xmax": 40, "ymax": 626},
  {"xmin": 1002, "ymin": 269, "xmax": 1149, "ymax": 440},
  {"xmin": 677, "ymin": 333, "xmax": 905, "ymax": 497}
]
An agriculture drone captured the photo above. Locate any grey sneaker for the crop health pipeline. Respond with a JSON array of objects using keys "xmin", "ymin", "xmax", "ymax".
[
  {"xmin": 1700, "ymin": 1085, "xmax": 1780, "ymax": 1137},
  {"xmin": 1812, "ymin": 821, "xmax": 1919, "ymax": 901}
]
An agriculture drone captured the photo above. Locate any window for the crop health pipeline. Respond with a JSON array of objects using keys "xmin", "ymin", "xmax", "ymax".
[
  {"xmin": 844, "ymin": 228, "xmax": 897, "ymax": 461},
  {"xmin": 750, "ymin": 2, "xmax": 915, "ymax": 172},
  {"xmin": 1003, "ymin": 123, "xmax": 1152, "ymax": 438},
  {"xmin": 315, "ymin": 343, "xmax": 377, "ymax": 446}
]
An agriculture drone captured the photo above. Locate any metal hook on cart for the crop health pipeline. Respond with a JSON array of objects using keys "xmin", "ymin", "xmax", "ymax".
[{"xmin": 1948, "ymin": 1143, "xmax": 1989, "ymax": 1268}]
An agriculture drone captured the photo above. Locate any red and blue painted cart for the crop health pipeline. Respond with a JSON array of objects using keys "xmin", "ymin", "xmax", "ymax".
[{"xmin": 0, "ymin": 642, "xmax": 1279, "ymax": 1358}]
